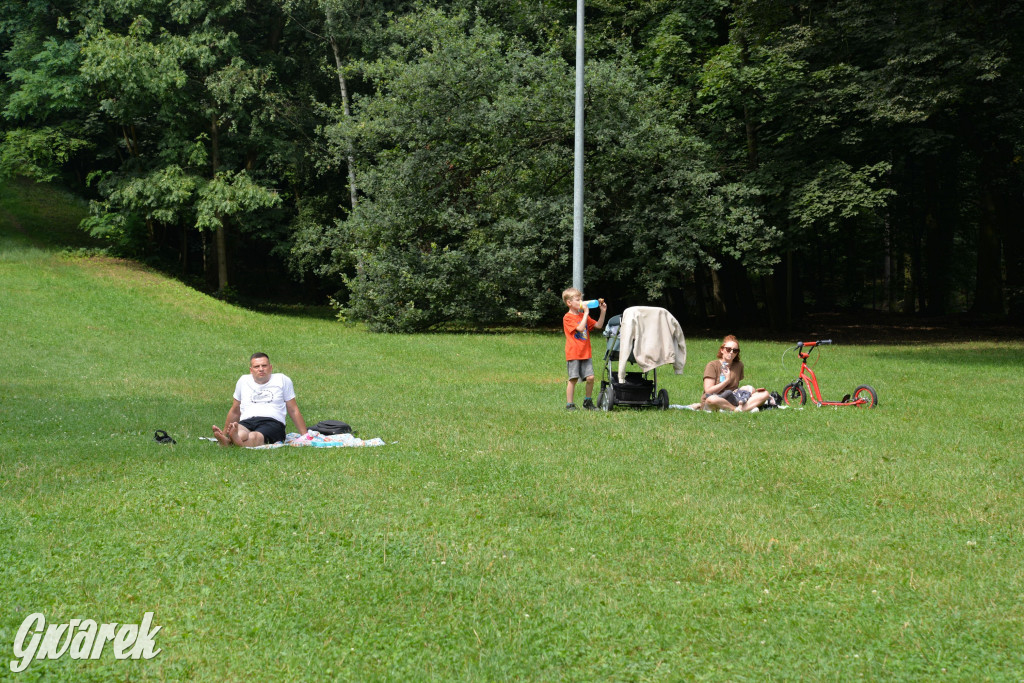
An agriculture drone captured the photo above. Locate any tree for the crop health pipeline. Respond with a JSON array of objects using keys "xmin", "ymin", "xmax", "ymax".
[
  {"xmin": 317, "ymin": 8, "xmax": 776, "ymax": 331},
  {"xmin": 3, "ymin": 0, "xmax": 327, "ymax": 294},
  {"xmin": 692, "ymin": 5, "xmax": 896, "ymax": 323},
  {"xmin": 3, "ymin": 0, "xmax": 1021, "ymax": 323},
  {"xmin": 76, "ymin": 5, "xmax": 290, "ymax": 292},
  {"xmin": 814, "ymin": 0, "xmax": 1024, "ymax": 317},
  {"xmin": 1, "ymin": 1, "xmax": 93, "ymax": 184}
]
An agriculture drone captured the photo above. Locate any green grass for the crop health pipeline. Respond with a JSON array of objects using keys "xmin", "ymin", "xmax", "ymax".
[{"xmin": 2, "ymin": 182, "xmax": 1023, "ymax": 681}]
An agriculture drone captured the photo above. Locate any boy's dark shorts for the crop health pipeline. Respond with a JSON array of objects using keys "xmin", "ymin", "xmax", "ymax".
[
  {"xmin": 239, "ymin": 417, "xmax": 286, "ymax": 444},
  {"xmin": 567, "ymin": 359, "xmax": 595, "ymax": 381}
]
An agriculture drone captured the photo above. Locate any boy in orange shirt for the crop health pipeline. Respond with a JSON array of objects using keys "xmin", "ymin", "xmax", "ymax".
[{"xmin": 562, "ymin": 287, "xmax": 608, "ymax": 410}]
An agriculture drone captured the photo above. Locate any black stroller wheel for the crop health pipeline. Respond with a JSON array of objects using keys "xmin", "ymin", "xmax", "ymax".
[
  {"xmin": 598, "ymin": 384, "xmax": 616, "ymax": 411},
  {"xmin": 657, "ymin": 389, "xmax": 669, "ymax": 410}
]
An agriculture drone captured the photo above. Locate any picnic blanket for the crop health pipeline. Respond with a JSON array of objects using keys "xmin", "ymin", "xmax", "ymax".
[
  {"xmin": 250, "ymin": 431, "xmax": 386, "ymax": 449},
  {"xmin": 199, "ymin": 430, "xmax": 387, "ymax": 448}
]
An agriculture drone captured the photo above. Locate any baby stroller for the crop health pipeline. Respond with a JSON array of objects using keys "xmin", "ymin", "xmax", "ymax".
[{"xmin": 596, "ymin": 306, "xmax": 687, "ymax": 411}]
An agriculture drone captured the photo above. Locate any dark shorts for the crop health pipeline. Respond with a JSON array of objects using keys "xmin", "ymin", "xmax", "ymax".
[
  {"xmin": 239, "ymin": 417, "xmax": 286, "ymax": 444},
  {"xmin": 704, "ymin": 390, "xmax": 740, "ymax": 406}
]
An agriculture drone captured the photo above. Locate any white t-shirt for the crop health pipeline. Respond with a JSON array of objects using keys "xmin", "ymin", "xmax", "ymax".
[{"xmin": 233, "ymin": 373, "xmax": 296, "ymax": 425}]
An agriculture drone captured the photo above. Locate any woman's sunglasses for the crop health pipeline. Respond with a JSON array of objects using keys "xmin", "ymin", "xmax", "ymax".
[{"xmin": 721, "ymin": 346, "xmax": 739, "ymax": 353}]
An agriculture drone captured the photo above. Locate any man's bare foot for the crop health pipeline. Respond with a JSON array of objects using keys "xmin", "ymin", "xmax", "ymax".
[
  {"xmin": 226, "ymin": 422, "xmax": 245, "ymax": 447},
  {"xmin": 212, "ymin": 425, "xmax": 232, "ymax": 447}
]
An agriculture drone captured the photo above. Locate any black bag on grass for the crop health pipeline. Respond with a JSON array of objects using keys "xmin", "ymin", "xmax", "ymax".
[
  {"xmin": 313, "ymin": 420, "xmax": 352, "ymax": 435},
  {"xmin": 761, "ymin": 391, "xmax": 783, "ymax": 410}
]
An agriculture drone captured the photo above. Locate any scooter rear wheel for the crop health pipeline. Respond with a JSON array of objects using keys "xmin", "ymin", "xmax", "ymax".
[{"xmin": 852, "ymin": 384, "xmax": 877, "ymax": 408}]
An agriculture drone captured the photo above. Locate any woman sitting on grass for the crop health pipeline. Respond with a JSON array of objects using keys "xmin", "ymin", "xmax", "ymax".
[{"xmin": 700, "ymin": 335, "xmax": 771, "ymax": 412}]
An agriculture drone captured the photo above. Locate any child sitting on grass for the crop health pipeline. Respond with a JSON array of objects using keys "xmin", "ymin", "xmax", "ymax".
[{"xmin": 562, "ymin": 287, "xmax": 607, "ymax": 410}]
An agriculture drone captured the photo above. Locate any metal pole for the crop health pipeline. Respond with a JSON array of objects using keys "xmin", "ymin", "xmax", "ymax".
[{"xmin": 572, "ymin": 0, "xmax": 585, "ymax": 292}]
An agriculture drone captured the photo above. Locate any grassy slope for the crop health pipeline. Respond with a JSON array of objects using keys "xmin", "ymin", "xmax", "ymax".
[{"xmin": 1, "ymin": 182, "xmax": 1022, "ymax": 681}]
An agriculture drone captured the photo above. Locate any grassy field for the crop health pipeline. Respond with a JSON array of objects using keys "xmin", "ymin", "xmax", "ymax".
[{"xmin": 2, "ymin": 181, "xmax": 1023, "ymax": 681}]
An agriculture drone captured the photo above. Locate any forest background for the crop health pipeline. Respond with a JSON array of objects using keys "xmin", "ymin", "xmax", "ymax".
[{"xmin": 2, "ymin": 0, "xmax": 1021, "ymax": 332}]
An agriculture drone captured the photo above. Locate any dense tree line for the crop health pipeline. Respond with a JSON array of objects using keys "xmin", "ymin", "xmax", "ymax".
[{"xmin": 2, "ymin": 0, "xmax": 1021, "ymax": 330}]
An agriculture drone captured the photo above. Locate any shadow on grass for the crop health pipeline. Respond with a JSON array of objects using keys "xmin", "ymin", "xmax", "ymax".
[
  {"xmin": 867, "ymin": 345, "xmax": 1024, "ymax": 367},
  {"xmin": 0, "ymin": 178, "xmax": 97, "ymax": 251},
  {"xmin": 248, "ymin": 301, "xmax": 337, "ymax": 320}
]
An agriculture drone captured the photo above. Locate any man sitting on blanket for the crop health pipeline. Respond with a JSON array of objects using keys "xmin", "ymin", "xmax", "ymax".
[{"xmin": 212, "ymin": 352, "xmax": 308, "ymax": 447}]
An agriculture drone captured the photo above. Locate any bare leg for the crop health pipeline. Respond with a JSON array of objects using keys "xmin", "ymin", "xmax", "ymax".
[
  {"xmin": 705, "ymin": 395, "xmax": 737, "ymax": 412},
  {"xmin": 740, "ymin": 390, "xmax": 772, "ymax": 411},
  {"xmin": 584, "ymin": 375, "xmax": 595, "ymax": 401},
  {"xmin": 228, "ymin": 422, "xmax": 265, "ymax": 448},
  {"xmin": 211, "ymin": 425, "xmax": 232, "ymax": 446},
  {"xmin": 566, "ymin": 378, "xmax": 578, "ymax": 405},
  {"xmin": 240, "ymin": 428, "xmax": 266, "ymax": 447}
]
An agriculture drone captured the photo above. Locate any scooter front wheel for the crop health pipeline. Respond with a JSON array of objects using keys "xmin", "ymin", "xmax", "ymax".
[{"xmin": 783, "ymin": 382, "xmax": 807, "ymax": 407}]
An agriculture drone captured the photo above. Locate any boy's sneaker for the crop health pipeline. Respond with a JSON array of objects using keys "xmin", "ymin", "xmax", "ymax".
[
  {"xmin": 582, "ymin": 398, "xmax": 597, "ymax": 410},
  {"xmin": 566, "ymin": 403, "xmax": 578, "ymax": 411}
]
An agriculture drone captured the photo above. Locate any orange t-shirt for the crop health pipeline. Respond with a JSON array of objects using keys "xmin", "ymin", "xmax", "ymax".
[{"xmin": 563, "ymin": 310, "xmax": 597, "ymax": 360}]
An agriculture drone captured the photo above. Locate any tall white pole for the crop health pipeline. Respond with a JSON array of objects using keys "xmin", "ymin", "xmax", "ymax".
[{"xmin": 572, "ymin": 0, "xmax": 585, "ymax": 292}]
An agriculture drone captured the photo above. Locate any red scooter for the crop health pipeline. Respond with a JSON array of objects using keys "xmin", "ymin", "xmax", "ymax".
[{"xmin": 782, "ymin": 340, "xmax": 878, "ymax": 408}]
